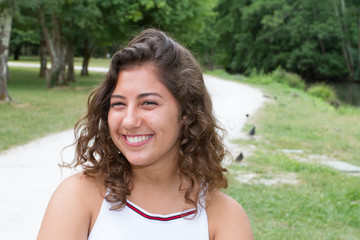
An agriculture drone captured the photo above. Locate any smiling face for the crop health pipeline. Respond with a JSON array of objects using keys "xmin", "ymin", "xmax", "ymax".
[{"xmin": 108, "ymin": 64, "xmax": 183, "ymax": 170}]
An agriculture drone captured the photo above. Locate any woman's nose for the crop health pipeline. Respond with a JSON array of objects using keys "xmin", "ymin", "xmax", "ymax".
[{"xmin": 122, "ymin": 107, "xmax": 141, "ymax": 129}]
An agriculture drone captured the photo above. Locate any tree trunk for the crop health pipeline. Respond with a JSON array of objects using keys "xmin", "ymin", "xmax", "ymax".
[
  {"xmin": 340, "ymin": 0, "xmax": 354, "ymax": 80},
  {"xmin": 13, "ymin": 44, "xmax": 21, "ymax": 60},
  {"xmin": 81, "ymin": 56, "xmax": 89, "ymax": 76},
  {"xmin": 66, "ymin": 41, "xmax": 76, "ymax": 82},
  {"xmin": 0, "ymin": 4, "xmax": 13, "ymax": 102},
  {"xmin": 81, "ymin": 38, "xmax": 95, "ymax": 76},
  {"xmin": 39, "ymin": 8, "xmax": 66, "ymax": 88},
  {"xmin": 51, "ymin": 13, "xmax": 66, "ymax": 86},
  {"xmin": 333, "ymin": 0, "xmax": 354, "ymax": 80},
  {"xmin": 81, "ymin": 38, "xmax": 90, "ymax": 76},
  {"xmin": 38, "ymin": 36, "xmax": 47, "ymax": 78}
]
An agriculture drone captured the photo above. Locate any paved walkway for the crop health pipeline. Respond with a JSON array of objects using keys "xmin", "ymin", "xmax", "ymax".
[{"xmin": 1, "ymin": 64, "xmax": 264, "ymax": 239}]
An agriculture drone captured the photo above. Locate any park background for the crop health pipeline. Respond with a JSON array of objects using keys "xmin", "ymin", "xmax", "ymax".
[{"xmin": 1, "ymin": 0, "xmax": 360, "ymax": 239}]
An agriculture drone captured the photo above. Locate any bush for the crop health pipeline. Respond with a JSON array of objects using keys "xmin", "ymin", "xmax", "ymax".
[
  {"xmin": 307, "ymin": 83, "xmax": 338, "ymax": 102},
  {"xmin": 272, "ymin": 67, "xmax": 306, "ymax": 90},
  {"xmin": 246, "ymin": 73, "xmax": 274, "ymax": 85},
  {"xmin": 245, "ymin": 67, "xmax": 306, "ymax": 89}
]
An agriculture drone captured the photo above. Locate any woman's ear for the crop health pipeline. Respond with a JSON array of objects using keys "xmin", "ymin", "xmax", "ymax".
[{"xmin": 180, "ymin": 113, "xmax": 187, "ymax": 124}]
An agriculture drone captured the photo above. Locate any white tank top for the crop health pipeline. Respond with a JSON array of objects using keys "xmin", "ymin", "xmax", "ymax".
[{"xmin": 88, "ymin": 197, "xmax": 209, "ymax": 240}]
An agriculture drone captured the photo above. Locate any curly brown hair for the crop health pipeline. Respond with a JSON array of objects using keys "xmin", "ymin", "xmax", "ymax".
[{"xmin": 70, "ymin": 29, "xmax": 228, "ymax": 211}]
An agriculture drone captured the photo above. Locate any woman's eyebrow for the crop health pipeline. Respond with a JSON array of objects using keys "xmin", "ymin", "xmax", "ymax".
[
  {"xmin": 110, "ymin": 92, "xmax": 163, "ymax": 99},
  {"xmin": 110, "ymin": 94, "xmax": 125, "ymax": 99},
  {"xmin": 137, "ymin": 92, "xmax": 163, "ymax": 99}
]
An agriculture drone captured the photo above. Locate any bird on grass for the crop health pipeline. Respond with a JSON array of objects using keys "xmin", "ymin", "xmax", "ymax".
[
  {"xmin": 249, "ymin": 126, "xmax": 256, "ymax": 137},
  {"xmin": 236, "ymin": 152, "xmax": 244, "ymax": 162},
  {"xmin": 263, "ymin": 95, "xmax": 278, "ymax": 100}
]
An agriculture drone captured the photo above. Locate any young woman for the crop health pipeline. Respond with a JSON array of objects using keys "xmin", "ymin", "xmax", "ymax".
[{"xmin": 37, "ymin": 29, "xmax": 253, "ymax": 240}]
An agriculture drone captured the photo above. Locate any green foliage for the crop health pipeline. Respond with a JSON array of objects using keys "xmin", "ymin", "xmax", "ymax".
[
  {"xmin": 96, "ymin": 0, "xmax": 217, "ymax": 48},
  {"xmin": 0, "ymin": 0, "xmax": 13, "ymax": 10},
  {"xmin": 246, "ymin": 72, "xmax": 275, "ymax": 85},
  {"xmin": 10, "ymin": 6, "xmax": 41, "ymax": 58},
  {"xmin": 7, "ymin": 0, "xmax": 360, "ymax": 83},
  {"xmin": 133, "ymin": 0, "xmax": 218, "ymax": 46},
  {"xmin": 9, "ymin": 0, "xmax": 217, "ymax": 61},
  {"xmin": 10, "ymin": 28, "xmax": 39, "ymax": 46},
  {"xmin": 199, "ymin": 0, "xmax": 358, "ymax": 81},
  {"xmin": 307, "ymin": 83, "xmax": 338, "ymax": 102},
  {"xmin": 244, "ymin": 67, "xmax": 306, "ymax": 90},
  {"xmin": 271, "ymin": 67, "xmax": 306, "ymax": 89}
]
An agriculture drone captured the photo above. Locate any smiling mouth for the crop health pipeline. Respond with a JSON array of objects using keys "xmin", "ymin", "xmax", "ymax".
[{"xmin": 125, "ymin": 135, "xmax": 153, "ymax": 144}]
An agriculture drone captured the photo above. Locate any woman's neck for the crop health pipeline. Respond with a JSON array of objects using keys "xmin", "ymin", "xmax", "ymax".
[{"xmin": 131, "ymin": 160, "xmax": 182, "ymax": 193}]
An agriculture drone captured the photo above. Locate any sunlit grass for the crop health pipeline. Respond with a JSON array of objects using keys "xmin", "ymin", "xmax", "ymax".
[
  {"xmin": 0, "ymin": 67, "xmax": 104, "ymax": 150},
  {"xmin": 252, "ymin": 83, "xmax": 360, "ymax": 166},
  {"xmin": 209, "ymin": 69, "xmax": 360, "ymax": 239}
]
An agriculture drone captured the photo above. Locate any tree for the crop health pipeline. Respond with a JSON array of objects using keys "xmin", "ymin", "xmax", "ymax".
[
  {"xmin": 77, "ymin": 0, "xmax": 109, "ymax": 76},
  {"xmin": 210, "ymin": 0, "xmax": 248, "ymax": 70},
  {"xmin": 38, "ymin": 1, "xmax": 67, "ymax": 88},
  {"xmin": 10, "ymin": 7, "xmax": 40, "ymax": 60},
  {"xmin": 61, "ymin": 0, "xmax": 83, "ymax": 82},
  {"xmin": 38, "ymin": 33, "xmax": 47, "ymax": 77},
  {"xmin": 0, "ymin": 0, "xmax": 13, "ymax": 102},
  {"xmin": 77, "ymin": 0, "xmax": 218, "ymax": 76},
  {"xmin": 332, "ymin": 0, "xmax": 355, "ymax": 80},
  {"xmin": 206, "ymin": 0, "xmax": 358, "ymax": 81}
]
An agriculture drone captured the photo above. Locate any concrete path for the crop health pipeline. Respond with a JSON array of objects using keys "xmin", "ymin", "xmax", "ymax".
[
  {"xmin": 8, "ymin": 61, "xmax": 109, "ymax": 73},
  {"xmin": 1, "ymin": 64, "xmax": 264, "ymax": 240}
]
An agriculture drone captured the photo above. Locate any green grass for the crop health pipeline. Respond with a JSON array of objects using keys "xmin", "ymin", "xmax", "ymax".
[
  {"xmin": 0, "ymin": 67, "xmax": 105, "ymax": 150},
  {"xmin": 9, "ymin": 56, "xmax": 111, "ymax": 68},
  {"xmin": 209, "ymin": 69, "xmax": 360, "ymax": 239},
  {"xmin": 251, "ymin": 83, "xmax": 360, "ymax": 166}
]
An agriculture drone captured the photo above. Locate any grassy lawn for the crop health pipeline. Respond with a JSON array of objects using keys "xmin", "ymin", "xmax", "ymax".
[
  {"xmin": 0, "ymin": 66, "xmax": 105, "ymax": 150},
  {"xmin": 1, "ymin": 62, "xmax": 359, "ymax": 239},
  {"xmin": 208, "ymin": 70, "xmax": 360, "ymax": 239},
  {"xmin": 9, "ymin": 56, "xmax": 111, "ymax": 68}
]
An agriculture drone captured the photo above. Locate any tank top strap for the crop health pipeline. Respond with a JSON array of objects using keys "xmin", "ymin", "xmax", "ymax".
[{"xmin": 198, "ymin": 184, "xmax": 208, "ymax": 208}]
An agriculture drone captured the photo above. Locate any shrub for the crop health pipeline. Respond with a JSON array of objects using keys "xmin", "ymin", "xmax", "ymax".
[
  {"xmin": 272, "ymin": 67, "xmax": 306, "ymax": 90},
  {"xmin": 245, "ymin": 67, "xmax": 306, "ymax": 89},
  {"xmin": 246, "ymin": 73, "xmax": 274, "ymax": 85},
  {"xmin": 307, "ymin": 83, "xmax": 338, "ymax": 102}
]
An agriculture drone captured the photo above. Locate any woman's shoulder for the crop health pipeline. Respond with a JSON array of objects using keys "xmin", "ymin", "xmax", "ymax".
[
  {"xmin": 58, "ymin": 172, "xmax": 105, "ymax": 196},
  {"xmin": 206, "ymin": 189, "xmax": 254, "ymax": 240},
  {"xmin": 37, "ymin": 172, "xmax": 105, "ymax": 240},
  {"xmin": 49, "ymin": 172, "xmax": 105, "ymax": 206},
  {"xmin": 52, "ymin": 171, "xmax": 106, "ymax": 217}
]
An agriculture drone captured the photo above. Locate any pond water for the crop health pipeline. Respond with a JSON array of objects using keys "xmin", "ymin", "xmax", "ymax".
[{"xmin": 329, "ymin": 82, "xmax": 360, "ymax": 106}]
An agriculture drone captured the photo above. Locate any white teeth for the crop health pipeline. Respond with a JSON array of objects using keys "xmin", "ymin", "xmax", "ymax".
[{"xmin": 126, "ymin": 135, "xmax": 151, "ymax": 143}]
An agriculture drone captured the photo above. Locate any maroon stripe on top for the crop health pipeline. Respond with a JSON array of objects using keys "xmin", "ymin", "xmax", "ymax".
[{"xmin": 126, "ymin": 202, "xmax": 196, "ymax": 221}]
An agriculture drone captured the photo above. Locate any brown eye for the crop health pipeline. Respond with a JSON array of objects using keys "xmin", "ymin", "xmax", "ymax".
[
  {"xmin": 143, "ymin": 101, "xmax": 157, "ymax": 106},
  {"xmin": 111, "ymin": 102, "xmax": 125, "ymax": 107}
]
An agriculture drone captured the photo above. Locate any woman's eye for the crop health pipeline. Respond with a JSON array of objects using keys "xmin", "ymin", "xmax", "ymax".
[
  {"xmin": 143, "ymin": 101, "xmax": 157, "ymax": 106},
  {"xmin": 111, "ymin": 102, "xmax": 125, "ymax": 107}
]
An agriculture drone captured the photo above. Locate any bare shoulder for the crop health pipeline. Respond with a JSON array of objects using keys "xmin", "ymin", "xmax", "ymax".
[
  {"xmin": 207, "ymin": 190, "xmax": 254, "ymax": 240},
  {"xmin": 55, "ymin": 172, "xmax": 104, "ymax": 197},
  {"xmin": 37, "ymin": 172, "xmax": 105, "ymax": 240}
]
